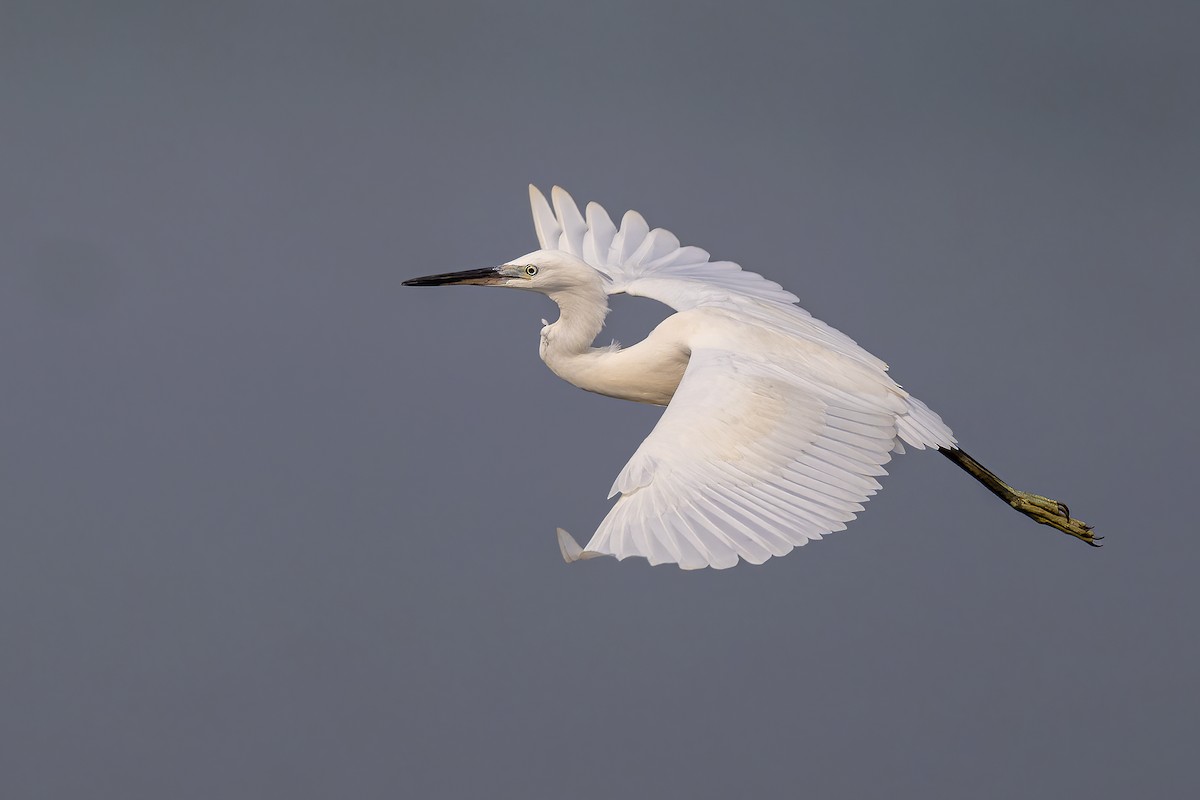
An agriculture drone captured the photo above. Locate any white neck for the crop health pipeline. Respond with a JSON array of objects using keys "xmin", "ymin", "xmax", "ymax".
[
  {"xmin": 539, "ymin": 284, "xmax": 611, "ymax": 367},
  {"xmin": 536, "ymin": 279, "xmax": 689, "ymax": 406}
]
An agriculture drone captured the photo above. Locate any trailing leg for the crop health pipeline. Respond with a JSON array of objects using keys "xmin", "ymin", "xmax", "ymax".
[{"xmin": 938, "ymin": 447, "xmax": 1100, "ymax": 547}]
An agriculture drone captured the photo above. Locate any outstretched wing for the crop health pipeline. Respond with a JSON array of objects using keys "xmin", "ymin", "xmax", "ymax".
[
  {"xmin": 567, "ymin": 347, "xmax": 905, "ymax": 570},
  {"xmin": 529, "ymin": 184, "xmax": 891, "ymax": 374},
  {"xmin": 530, "ymin": 184, "xmax": 800, "ymax": 308}
]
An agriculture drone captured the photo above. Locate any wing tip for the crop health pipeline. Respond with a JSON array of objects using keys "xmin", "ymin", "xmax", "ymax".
[
  {"xmin": 556, "ymin": 528, "xmax": 605, "ymax": 564},
  {"xmin": 550, "ymin": 184, "xmax": 577, "ymax": 209},
  {"xmin": 620, "ymin": 208, "xmax": 648, "ymax": 229}
]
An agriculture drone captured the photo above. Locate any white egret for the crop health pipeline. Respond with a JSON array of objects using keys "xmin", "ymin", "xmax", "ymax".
[{"xmin": 404, "ymin": 186, "xmax": 1098, "ymax": 569}]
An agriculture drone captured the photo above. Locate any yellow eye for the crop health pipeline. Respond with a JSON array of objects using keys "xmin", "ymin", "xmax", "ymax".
[{"xmin": 525, "ymin": 265, "xmax": 538, "ymax": 276}]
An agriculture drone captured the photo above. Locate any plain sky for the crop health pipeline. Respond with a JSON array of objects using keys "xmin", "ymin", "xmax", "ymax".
[{"xmin": 2, "ymin": 1, "xmax": 1198, "ymax": 798}]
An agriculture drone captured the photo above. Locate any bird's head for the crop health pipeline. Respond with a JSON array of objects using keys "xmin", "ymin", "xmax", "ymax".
[{"xmin": 403, "ymin": 249, "xmax": 604, "ymax": 296}]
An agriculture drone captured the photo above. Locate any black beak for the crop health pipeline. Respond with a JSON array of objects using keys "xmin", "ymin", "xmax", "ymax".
[{"xmin": 402, "ymin": 267, "xmax": 504, "ymax": 287}]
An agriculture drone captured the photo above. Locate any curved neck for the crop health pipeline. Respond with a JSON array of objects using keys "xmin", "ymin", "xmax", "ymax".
[{"xmin": 541, "ymin": 285, "xmax": 610, "ymax": 360}]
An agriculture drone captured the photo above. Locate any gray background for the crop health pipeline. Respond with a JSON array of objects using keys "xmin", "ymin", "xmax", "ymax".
[{"xmin": 3, "ymin": 1, "xmax": 1198, "ymax": 797}]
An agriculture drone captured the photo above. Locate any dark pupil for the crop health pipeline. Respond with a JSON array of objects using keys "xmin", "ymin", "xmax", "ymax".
[{"xmin": 527, "ymin": 266, "xmax": 536, "ymax": 274}]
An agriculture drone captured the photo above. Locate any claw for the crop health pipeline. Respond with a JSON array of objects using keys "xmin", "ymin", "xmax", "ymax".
[{"xmin": 1057, "ymin": 501, "xmax": 1070, "ymax": 518}]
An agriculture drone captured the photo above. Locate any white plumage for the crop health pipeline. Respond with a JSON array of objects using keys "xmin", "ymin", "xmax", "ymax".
[
  {"xmin": 404, "ymin": 186, "xmax": 1097, "ymax": 568},
  {"xmin": 530, "ymin": 186, "xmax": 952, "ymax": 568}
]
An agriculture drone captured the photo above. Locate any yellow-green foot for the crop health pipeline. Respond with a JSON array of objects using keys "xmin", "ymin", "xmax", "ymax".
[{"xmin": 1008, "ymin": 491, "xmax": 1101, "ymax": 547}]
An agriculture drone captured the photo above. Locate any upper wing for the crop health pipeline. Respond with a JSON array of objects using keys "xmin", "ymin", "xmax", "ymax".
[
  {"xmin": 529, "ymin": 184, "xmax": 891, "ymax": 373},
  {"xmin": 530, "ymin": 184, "xmax": 800, "ymax": 308},
  {"xmin": 574, "ymin": 347, "xmax": 905, "ymax": 570}
]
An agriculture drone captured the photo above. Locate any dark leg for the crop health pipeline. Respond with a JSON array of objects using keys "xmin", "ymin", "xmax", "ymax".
[{"xmin": 939, "ymin": 447, "xmax": 1100, "ymax": 547}]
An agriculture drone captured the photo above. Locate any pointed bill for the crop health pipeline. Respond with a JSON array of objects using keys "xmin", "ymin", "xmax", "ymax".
[{"xmin": 402, "ymin": 267, "xmax": 505, "ymax": 287}]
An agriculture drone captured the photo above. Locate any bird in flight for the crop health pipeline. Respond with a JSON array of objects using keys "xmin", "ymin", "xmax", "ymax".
[{"xmin": 404, "ymin": 186, "xmax": 1098, "ymax": 569}]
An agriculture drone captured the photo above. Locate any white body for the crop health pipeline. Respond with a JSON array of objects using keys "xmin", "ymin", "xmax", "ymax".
[{"xmin": 478, "ymin": 187, "xmax": 954, "ymax": 569}]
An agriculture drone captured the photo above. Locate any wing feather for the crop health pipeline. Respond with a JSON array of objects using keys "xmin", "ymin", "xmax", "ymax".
[
  {"xmin": 528, "ymin": 185, "xmax": 561, "ymax": 252},
  {"xmin": 583, "ymin": 202, "xmax": 617, "ymax": 268},
  {"xmin": 612, "ymin": 210, "xmax": 650, "ymax": 265},
  {"xmin": 579, "ymin": 348, "xmax": 906, "ymax": 569},
  {"xmin": 551, "ymin": 186, "xmax": 588, "ymax": 257},
  {"xmin": 532, "ymin": 185, "xmax": 799, "ymax": 308}
]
